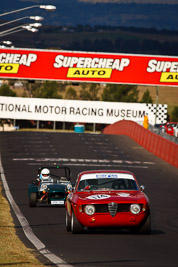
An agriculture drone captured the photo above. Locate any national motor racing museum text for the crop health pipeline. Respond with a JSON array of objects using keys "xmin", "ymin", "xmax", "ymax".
[{"xmin": 0, "ymin": 103, "xmax": 146, "ymax": 118}]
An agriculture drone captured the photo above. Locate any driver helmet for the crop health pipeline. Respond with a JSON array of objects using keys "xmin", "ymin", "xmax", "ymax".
[{"xmin": 41, "ymin": 168, "xmax": 50, "ymax": 180}]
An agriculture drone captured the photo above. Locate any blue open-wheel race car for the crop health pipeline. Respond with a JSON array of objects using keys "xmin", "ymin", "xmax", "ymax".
[{"xmin": 28, "ymin": 165, "xmax": 72, "ymax": 207}]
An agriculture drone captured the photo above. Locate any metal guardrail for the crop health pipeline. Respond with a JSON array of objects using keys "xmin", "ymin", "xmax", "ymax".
[{"xmin": 149, "ymin": 125, "xmax": 178, "ymax": 144}]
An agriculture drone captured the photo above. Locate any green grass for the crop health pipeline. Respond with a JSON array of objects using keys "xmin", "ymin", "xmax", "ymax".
[{"xmin": 0, "ymin": 182, "xmax": 45, "ymax": 267}]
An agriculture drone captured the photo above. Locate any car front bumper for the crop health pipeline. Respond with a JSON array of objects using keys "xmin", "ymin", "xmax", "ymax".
[{"xmin": 76, "ymin": 211, "xmax": 148, "ymax": 228}]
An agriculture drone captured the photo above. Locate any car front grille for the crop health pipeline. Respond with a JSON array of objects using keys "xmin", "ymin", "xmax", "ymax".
[
  {"xmin": 94, "ymin": 204, "xmax": 131, "ymax": 213},
  {"xmin": 108, "ymin": 202, "xmax": 118, "ymax": 217},
  {"xmin": 50, "ymin": 192, "xmax": 65, "ymax": 200}
]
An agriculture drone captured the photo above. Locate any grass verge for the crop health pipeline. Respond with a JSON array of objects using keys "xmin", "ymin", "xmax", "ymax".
[{"xmin": 0, "ymin": 182, "xmax": 45, "ymax": 266}]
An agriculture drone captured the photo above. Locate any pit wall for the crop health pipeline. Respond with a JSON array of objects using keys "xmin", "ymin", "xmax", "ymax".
[{"xmin": 103, "ymin": 120, "xmax": 178, "ymax": 168}]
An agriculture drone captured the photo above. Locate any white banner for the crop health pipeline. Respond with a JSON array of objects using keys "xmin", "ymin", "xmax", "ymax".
[{"xmin": 0, "ymin": 96, "xmax": 167, "ymax": 125}]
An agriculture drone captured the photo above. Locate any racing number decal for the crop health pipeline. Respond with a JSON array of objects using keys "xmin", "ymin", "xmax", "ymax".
[
  {"xmin": 0, "ymin": 63, "xmax": 19, "ymax": 73},
  {"xmin": 117, "ymin": 193, "xmax": 130, "ymax": 197},
  {"xmin": 87, "ymin": 194, "xmax": 110, "ymax": 200}
]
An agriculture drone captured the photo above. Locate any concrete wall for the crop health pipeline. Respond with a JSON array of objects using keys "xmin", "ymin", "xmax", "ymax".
[{"xmin": 103, "ymin": 120, "xmax": 178, "ymax": 168}]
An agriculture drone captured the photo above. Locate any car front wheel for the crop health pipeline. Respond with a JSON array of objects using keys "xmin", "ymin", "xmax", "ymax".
[
  {"xmin": 29, "ymin": 192, "xmax": 37, "ymax": 207},
  {"xmin": 139, "ymin": 214, "xmax": 151, "ymax": 234},
  {"xmin": 66, "ymin": 211, "xmax": 71, "ymax": 232},
  {"xmin": 71, "ymin": 210, "xmax": 84, "ymax": 234},
  {"xmin": 130, "ymin": 214, "xmax": 151, "ymax": 235}
]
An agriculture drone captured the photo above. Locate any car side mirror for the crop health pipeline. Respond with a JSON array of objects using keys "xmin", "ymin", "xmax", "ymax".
[{"xmin": 140, "ymin": 185, "xmax": 145, "ymax": 191}]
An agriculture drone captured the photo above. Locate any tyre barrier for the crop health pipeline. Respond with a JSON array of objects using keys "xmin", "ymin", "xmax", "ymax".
[{"xmin": 103, "ymin": 120, "xmax": 178, "ymax": 168}]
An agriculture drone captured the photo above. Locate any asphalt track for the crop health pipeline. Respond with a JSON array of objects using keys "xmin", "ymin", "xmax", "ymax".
[{"xmin": 0, "ymin": 131, "xmax": 178, "ymax": 267}]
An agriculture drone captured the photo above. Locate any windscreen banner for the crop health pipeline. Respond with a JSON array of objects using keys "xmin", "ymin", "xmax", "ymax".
[
  {"xmin": 0, "ymin": 48, "xmax": 178, "ymax": 86},
  {"xmin": 0, "ymin": 96, "xmax": 167, "ymax": 125}
]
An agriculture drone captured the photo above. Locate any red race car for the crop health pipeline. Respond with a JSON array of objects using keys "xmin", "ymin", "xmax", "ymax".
[
  {"xmin": 164, "ymin": 122, "xmax": 178, "ymax": 136},
  {"xmin": 65, "ymin": 170, "xmax": 151, "ymax": 234}
]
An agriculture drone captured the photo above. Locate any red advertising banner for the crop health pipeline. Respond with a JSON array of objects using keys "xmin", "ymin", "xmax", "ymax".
[{"xmin": 0, "ymin": 47, "xmax": 178, "ymax": 86}]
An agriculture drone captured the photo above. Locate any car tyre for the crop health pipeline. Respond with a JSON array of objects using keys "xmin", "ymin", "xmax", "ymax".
[
  {"xmin": 139, "ymin": 214, "xmax": 151, "ymax": 235},
  {"xmin": 29, "ymin": 192, "xmax": 37, "ymax": 207},
  {"xmin": 66, "ymin": 211, "xmax": 71, "ymax": 232},
  {"xmin": 130, "ymin": 214, "xmax": 151, "ymax": 235},
  {"xmin": 71, "ymin": 210, "xmax": 83, "ymax": 234}
]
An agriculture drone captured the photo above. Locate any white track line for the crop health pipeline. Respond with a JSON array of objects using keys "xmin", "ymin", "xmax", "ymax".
[
  {"xmin": 12, "ymin": 157, "xmax": 153, "ymax": 168},
  {"xmin": 0, "ymin": 153, "xmax": 72, "ymax": 267},
  {"xmin": 27, "ymin": 163, "xmax": 148, "ymax": 168},
  {"xmin": 13, "ymin": 157, "xmax": 154, "ymax": 165}
]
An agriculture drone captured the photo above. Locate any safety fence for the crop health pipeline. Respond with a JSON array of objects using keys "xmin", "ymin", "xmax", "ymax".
[
  {"xmin": 149, "ymin": 125, "xmax": 178, "ymax": 144},
  {"xmin": 103, "ymin": 120, "xmax": 178, "ymax": 168}
]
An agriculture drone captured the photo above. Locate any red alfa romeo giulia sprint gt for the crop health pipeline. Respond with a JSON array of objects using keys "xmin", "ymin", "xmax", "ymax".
[{"xmin": 65, "ymin": 170, "xmax": 151, "ymax": 234}]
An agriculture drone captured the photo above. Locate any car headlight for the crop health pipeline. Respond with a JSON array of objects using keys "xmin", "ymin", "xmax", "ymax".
[
  {"xmin": 130, "ymin": 204, "xmax": 141, "ymax": 214},
  {"xmin": 84, "ymin": 204, "xmax": 95, "ymax": 215},
  {"xmin": 41, "ymin": 184, "xmax": 47, "ymax": 190}
]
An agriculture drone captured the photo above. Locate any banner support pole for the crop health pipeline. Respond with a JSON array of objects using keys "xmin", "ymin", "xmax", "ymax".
[{"xmin": 155, "ymin": 86, "xmax": 159, "ymax": 125}]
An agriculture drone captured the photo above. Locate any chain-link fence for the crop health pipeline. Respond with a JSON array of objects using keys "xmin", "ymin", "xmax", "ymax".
[{"xmin": 149, "ymin": 125, "xmax": 178, "ymax": 144}]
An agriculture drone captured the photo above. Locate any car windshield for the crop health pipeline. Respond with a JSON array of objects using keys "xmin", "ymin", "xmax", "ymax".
[
  {"xmin": 77, "ymin": 173, "xmax": 139, "ymax": 191},
  {"xmin": 167, "ymin": 123, "xmax": 177, "ymax": 127}
]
